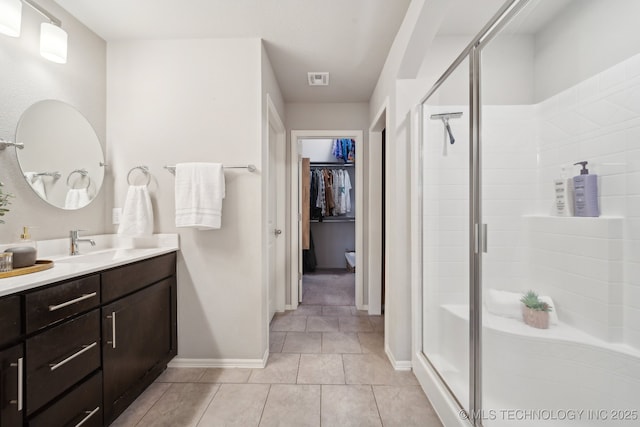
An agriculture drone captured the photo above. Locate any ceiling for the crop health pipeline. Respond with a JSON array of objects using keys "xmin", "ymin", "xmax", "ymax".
[{"xmin": 53, "ymin": 0, "xmax": 412, "ymax": 103}]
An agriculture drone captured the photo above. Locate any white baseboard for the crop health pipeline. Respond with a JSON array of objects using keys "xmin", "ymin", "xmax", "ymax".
[
  {"xmin": 169, "ymin": 349, "xmax": 268, "ymax": 369},
  {"xmin": 385, "ymin": 346, "xmax": 412, "ymax": 371}
]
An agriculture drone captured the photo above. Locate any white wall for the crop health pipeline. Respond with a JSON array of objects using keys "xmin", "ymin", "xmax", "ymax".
[
  {"xmin": 534, "ymin": 0, "xmax": 640, "ymax": 102},
  {"xmin": 417, "ymin": 35, "xmax": 535, "ymax": 105},
  {"xmin": 369, "ymin": 0, "xmax": 433, "ymax": 363},
  {"xmin": 0, "ymin": 0, "xmax": 106, "ymax": 243},
  {"xmin": 107, "ymin": 38, "xmax": 279, "ymax": 362}
]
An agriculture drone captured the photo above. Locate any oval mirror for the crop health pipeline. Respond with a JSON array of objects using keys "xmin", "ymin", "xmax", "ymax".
[{"xmin": 15, "ymin": 100, "xmax": 105, "ymax": 210}]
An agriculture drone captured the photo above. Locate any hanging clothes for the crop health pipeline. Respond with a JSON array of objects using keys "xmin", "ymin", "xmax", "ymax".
[
  {"xmin": 332, "ymin": 140, "xmax": 343, "ymax": 161},
  {"xmin": 331, "ymin": 139, "xmax": 356, "ymax": 163},
  {"xmin": 303, "ymin": 230, "xmax": 317, "ymax": 273},
  {"xmin": 323, "ymin": 169, "xmax": 335, "ymax": 215},
  {"xmin": 343, "ymin": 170, "xmax": 352, "ymax": 213},
  {"xmin": 315, "ymin": 169, "xmax": 326, "ymax": 217},
  {"xmin": 309, "ymin": 165, "xmax": 353, "ymax": 218}
]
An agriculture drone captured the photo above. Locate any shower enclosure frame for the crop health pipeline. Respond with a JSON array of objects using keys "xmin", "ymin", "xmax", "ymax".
[{"xmin": 416, "ymin": 0, "xmax": 532, "ymax": 425}]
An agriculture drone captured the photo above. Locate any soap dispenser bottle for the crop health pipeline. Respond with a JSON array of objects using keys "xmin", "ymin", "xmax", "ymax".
[
  {"xmin": 573, "ymin": 161, "xmax": 599, "ymax": 217},
  {"xmin": 553, "ymin": 165, "xmax": 573, "ymax": 216},
  {"xmin": 19, "ymin": 226, "xmax": 37, "ymax": 249}
]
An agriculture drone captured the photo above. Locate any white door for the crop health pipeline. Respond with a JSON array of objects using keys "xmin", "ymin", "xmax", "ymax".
[
  {"xmin": 268, "ymin": 121, "xmax": 279, "ymax": 321},
  {"xmin": 297, "ymin": 150, "xmax": 303, "ymax": 303}
]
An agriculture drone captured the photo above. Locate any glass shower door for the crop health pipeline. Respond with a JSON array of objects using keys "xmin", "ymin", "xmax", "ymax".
[
  {"xmin": 479, "ymin": 1, "xmax": 640, "ymax": 425},
  {"xmin": 420, "ymin": 56, "xmax": 471, "ymax": 413}
]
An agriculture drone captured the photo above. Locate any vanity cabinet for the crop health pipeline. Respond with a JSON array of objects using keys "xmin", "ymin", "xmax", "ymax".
[
  {"xmin": 101, "ymin": 252, "xmax": 177, "ymax": 425},
  {"xmin": 0, "ymin": 295, "xmax": 23, "ymax": 427},
  {"xmin": 102, "ymin": 277, "xmax": 176, "ymax": 423},
  {"xmin": 2, "ymin": 250, "xmax": 177, "ymax": 427}
]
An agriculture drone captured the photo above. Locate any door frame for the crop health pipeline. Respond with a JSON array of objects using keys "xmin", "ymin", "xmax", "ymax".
[
  {"xmin": 368, "ymin": 100, "xmax": 388, "ymax": 316},
  {"xmin": 267, "ymin": 95, "xmax": 286, "ymax": 315},
  {"xmin": 289, "ymin": 130, "xmax": 364, "ymax": 309}
]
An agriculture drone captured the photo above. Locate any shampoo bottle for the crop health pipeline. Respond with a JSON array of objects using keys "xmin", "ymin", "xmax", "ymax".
[
  {"xmin": 553, "ymin": 165, "xmax": 573, "ymax": 216},
  {"xmin": 573, "ymin": 161, "xmax": 599, "ymax": 217}
]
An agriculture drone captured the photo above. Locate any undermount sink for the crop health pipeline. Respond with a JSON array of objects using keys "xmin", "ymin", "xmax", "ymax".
[{"xmin": 54, "ymin": 249, "xmax": 147, "ymax": 264}]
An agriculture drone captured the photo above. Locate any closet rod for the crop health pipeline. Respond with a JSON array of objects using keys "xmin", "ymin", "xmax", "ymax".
[
  {"xmin": 310, "ymin": 162, "xmax": 354, "ymax": 167},
  {"xmin": 311, "ymin": 218, "xmax": 355, "ymax": 223}
]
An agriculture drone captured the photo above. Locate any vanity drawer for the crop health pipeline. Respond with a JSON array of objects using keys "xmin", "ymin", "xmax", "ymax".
[
  {"xmin": 0, "ymin": 295, "xmax": 21, "ymax": 347},
  {"xmin": 25, "ymin": 274, "xmax": 100, "ymax": 334},
  {"xmin": 26, "ymin": 309, "xmax": 100, "ymax": 414},
  {"xmin": 102, "ymin": 252, "xmax": 176, "ymax": 302},
  {"xmin": 28, "ymin": 371, "xmax": 102, "ymax": 427}
]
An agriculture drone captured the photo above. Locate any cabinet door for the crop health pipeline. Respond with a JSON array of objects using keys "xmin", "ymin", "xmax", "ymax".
[
  {"xmin": 102, "ymin": 277, "xmax": 174, "ymax": 422},
  {"xmin": 0, "ymin": 344, "xmax": 23, "ymax": 427},
  {"xmin": 0, "ymin": 296, "xmax": 21, "ymax": 348}
]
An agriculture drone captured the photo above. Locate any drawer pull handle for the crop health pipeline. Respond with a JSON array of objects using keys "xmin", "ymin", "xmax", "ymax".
[
  {"xmin": 9, "ymin": 357, "xmax": 23, "ymax": 411},
  {"xmin": 49, "ymin": 342, "xmax": 97, "ymax": 371},
  {"xmin": 48, "ymin": 292, "xmax": 97, "ymax": 312},
  {"xmin": 75, "ymin": 406, "xmax": 100, "ymax": 427},
  {"xmin": 107, "ymin": 311, "xmax": 117, "ymax": 349}
]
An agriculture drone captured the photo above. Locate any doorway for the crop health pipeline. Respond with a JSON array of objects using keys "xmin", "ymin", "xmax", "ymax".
[{"xmin": 289, "ymin": 130, "xmax": 364, "ymax": 310}]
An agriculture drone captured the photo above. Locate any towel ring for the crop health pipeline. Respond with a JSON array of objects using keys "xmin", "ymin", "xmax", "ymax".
[
  {"xmin": 66, "ymin": 169, "xmax": 91, "ymax": 189},
  {"xmin": 127, "ymin": 165, "xmax": 151, "ymax": 186}
]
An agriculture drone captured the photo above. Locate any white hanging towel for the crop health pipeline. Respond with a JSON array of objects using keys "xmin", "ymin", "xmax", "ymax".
[
  {"xmin": 24, "ymin": 172, "xmax": 47, "ymax": 200},
  {"xmin": 175, "ymin": 163, "xmax": 225, "ymax": 230},
  {"xmin": 117, "ymin": 185, "xmax": 154, "ymax": 236},
  {"xmin": 64, "ymin": 188, "xmax": 91, "ymax": 209}
]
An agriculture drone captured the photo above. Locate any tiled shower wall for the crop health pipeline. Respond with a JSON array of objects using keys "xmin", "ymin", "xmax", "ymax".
[
  {"xmin": 424, "ymin": 52, "xmax": 640, "ymax": 349},
  {"xmin": 531, "ymin": 52, "xmax": 640, "ymax": 348}
]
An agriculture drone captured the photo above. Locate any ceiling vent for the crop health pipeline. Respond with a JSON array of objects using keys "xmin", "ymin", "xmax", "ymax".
[{"xmin": 308, "ymin": 72, "xmax": 329, "ymax": 86}]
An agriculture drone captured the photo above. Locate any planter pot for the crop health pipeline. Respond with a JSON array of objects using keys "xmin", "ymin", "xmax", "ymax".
[{"xmin": 521, "ymin": 304, "xmax": 549, "ymax": 329}]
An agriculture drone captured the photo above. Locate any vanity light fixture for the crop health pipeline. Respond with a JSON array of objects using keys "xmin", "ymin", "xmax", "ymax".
[
  {"xmin": 0, "ymin": 0, "xmax": 22, "ymax": 37},
  {"xmin": 0, "ymin": 0, "xmax": 68, "ymax": 63},
  {"xmin": 39, "ymin": 21, "xmax": 67, "ymax": 63}
]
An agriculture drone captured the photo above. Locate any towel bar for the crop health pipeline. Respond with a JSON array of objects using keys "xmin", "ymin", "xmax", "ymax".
[{"xmin": 164, "ymin": 164, "xmax": 257, "ymax": 174}]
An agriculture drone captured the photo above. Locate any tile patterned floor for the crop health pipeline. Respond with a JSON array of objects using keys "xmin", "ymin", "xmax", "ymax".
[{"xmin": 111, "ymin": 272, "xmax": 442, "ymax": 426}]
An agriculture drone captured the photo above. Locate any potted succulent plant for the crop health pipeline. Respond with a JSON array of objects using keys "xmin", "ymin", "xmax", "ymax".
[
  {"xmin": 520, "ymin": 290, "xmax": 552, "ymax": 329},
  {"xmin": 0, "ymin": 181, "xmax": 13, "ymax": 224}
]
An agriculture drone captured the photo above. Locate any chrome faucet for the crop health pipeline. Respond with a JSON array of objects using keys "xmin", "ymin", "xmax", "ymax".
[{"xmin": 70, "ymin": 229, "xmax": 96, "ymax": 255}]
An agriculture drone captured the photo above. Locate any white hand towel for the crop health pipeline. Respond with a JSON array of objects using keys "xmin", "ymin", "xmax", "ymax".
[
  {"xmin": 24, "ymin": 172, "xmax": 47, "ymax": 200},
  {"xmin": 64, "ymin": 188, "xmax": 91, "ymax": 209},
  {"xmin": 485, "ymin": 289, "xmax": 523, "ymax": 320},
  {"xmin": 175, "ymin": 163, "xmax": 225, "ymax": 230},
  {"xmin": 118, "ymin": 185, "xmax": 154, "ymax": 236}
]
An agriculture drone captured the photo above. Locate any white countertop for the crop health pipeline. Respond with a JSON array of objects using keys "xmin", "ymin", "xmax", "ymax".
[{"xmin": 0, "ymin": 234, "xmax": 179, "ymax": 297}]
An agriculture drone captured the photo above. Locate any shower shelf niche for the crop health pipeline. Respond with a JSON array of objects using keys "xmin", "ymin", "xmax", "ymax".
[{"xmin": 522, "ymin": 215, "xmax": 623, "ymax": 342}]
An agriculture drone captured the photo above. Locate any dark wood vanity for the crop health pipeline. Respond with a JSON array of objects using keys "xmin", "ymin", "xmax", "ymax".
[{"xmin": 0, "ymin": 252, "xmax": 177, "ymax": 427}]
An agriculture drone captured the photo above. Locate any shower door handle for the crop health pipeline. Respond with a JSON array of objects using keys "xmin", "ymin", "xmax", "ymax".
[
  {"xmin": 481, "ymin": 224, "xmax": 488, "ymax": 253},
  {"xmin": 475, "ymin": 223, "xmax": 488, "ymax": 254}
]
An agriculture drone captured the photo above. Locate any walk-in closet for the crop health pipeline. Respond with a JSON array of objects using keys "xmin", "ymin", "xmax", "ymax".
[{"xmin": 300, "ymin": 138, "xmax": 356, "ymax": 305}]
